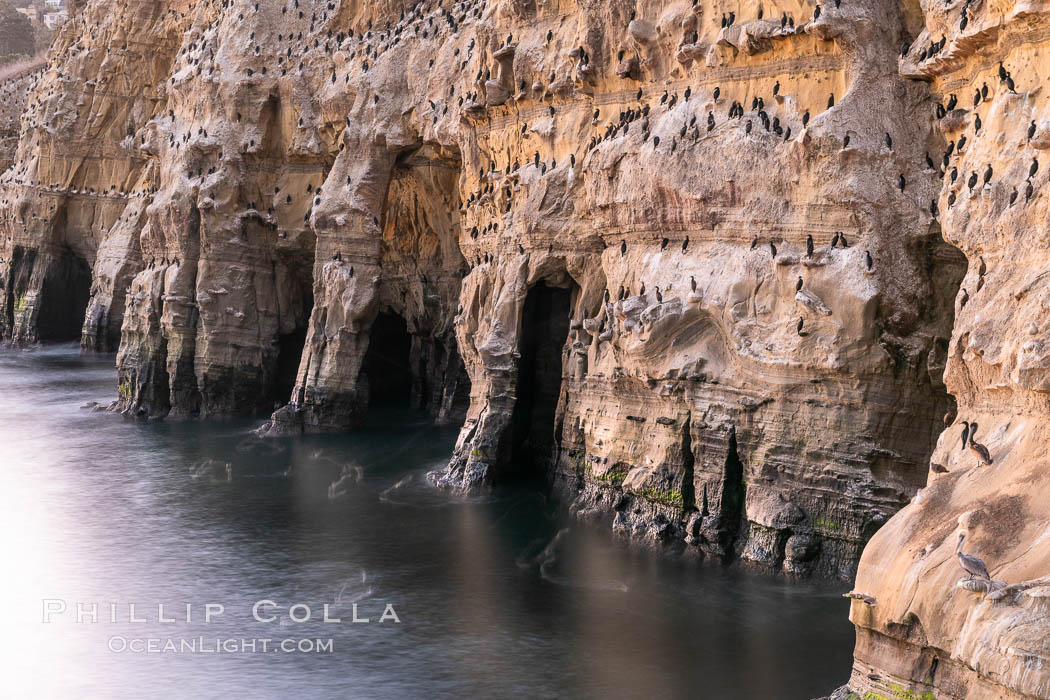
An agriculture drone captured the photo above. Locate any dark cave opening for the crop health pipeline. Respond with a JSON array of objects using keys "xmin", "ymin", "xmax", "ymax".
[
  {"xmin": 508, "ymin": 282, "xmax": 572, "ymax": 479},
  {"xmin": 361, "ymin": 311, "xmax": 413, "ymax": 408},
  {"xmin": 37, "ymin": 248, "xmax": 92, "ymax": 342},
  {"xmin": 274, "ymin": 327, "xmax": 308, "ymax": 404}
]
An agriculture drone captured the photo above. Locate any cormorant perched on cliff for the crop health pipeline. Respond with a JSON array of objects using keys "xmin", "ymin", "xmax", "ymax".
[
  {"xmin": 983, "ymin": 164, "xmax": 993, "ymax": 185},
  {"xmin": 519, "ymin": 243, "xmax": 525, "ymax": 255},
  {"xmin": 806, "ymin": 234, "xmax": 814, "ymax": 256},
  {"xmin": 843, "ymin": 134, "xmax": 850, "ymax": 148},
  {"xmin": 1029, "ymin": 120, "xmax": 1037, "ymax": 141},
  {"xmin": 898, "ymin": 174, "xmax": 906, "ymax": 192},
  {"xmin": 770, "ymin": 241, "xmax": 777, "ymax": 258},
  {"xmin": 925, "ymin": 152, "xmax": 935, "ymax": 170},
  {"xmin": 1025, "ymin": 181, "xmax": 1034, "ymax": 203},
  {"xmin": 661, "ymin": 237, "xmax": 669, "ymax": 249},
  {"xmin": 1030, "ymin": 158, "xmax": 1039, "ymax": 179},
  {"xmin": 682, "ymin": 236, "xmax": 689, "ymax": 252},
  {"xmin": 946, "ymin": 93, "xmax": 957, "ymax": 110},
  {"xmin": 802, "ymin": 110, "xmax": 810, "ymax": 128},
  {"xmin": 620, "ymin": 239, "xmax": 627, "ymax": 257},
  {"xmin": 967, "ymin": 423, "xmax": 993, "ymax": 465},
  {"xmin": 827, "ymin": 93, "xmax": 835, "ymax": 109},
  {"xmin": 967, "ymin": 171, "xmax": 978, "ymax": 192},
  {"xmin": 691, "ymin": 276, "xmax": 697, "ymax": 292},
  {"xmin": 796, "ymin": 276, "xmax": 803, "ymax": 291},
  {"xmin": 348, "ymin": 266, "xmax": 354, "ymax": 278},
  {"xmin": 956, "ymin": 532, "xmax": 990, "ymax": 580},
  {"xmin": 960, "ymin": 420, "xmax": 971, "ymax": 451},
  {"xmin": 751, "ymin": 236, "xmax": 758, "ymax": 249},
  {"xmin": 813, "ymin": 5, "xmax": 821, "ymax": 20},
  {"xmin": 830, "ymin": 232, "xmax": 840, "ymax": 248},
  {"xmin": 655, "ymin": 287, "xmax": 663, "ymax": 302},
  {"xmin": 713, "ymin": 86, "xmax": 720, "ymax": 101},
  {"xmin": 865, "ymin": 251, "xmax": 873, "ymax": 270},
  {"xmin": 684, "ymin": 86, "xmax": 691, "ymax": 101}
]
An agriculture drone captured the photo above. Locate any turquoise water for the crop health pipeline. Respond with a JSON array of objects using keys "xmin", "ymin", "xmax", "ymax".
[{"xmin": 1, "ymin": 345, "xmax": 853, "ymax": 699}]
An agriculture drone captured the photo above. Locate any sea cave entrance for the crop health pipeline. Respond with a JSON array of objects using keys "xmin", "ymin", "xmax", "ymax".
[
  {"xmin": 361, "ymin": 311, "xmax": 414, "ymax": 408},
  {"xmin": 38, "ymin": 248, "xmax": 92, "ymax": 342},
  {"xmin": 508, "ymin": 281, "xmax": 572, "ymax": 479}
]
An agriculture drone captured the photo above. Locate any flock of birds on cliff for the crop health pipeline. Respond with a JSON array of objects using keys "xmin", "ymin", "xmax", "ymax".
[
  {"xmin": 0, "ymin": 0, "xmax": 1024, "ymax": 593},
  {"xmin": 0, "ymin": 0, "xmax": 1042, "ymax": 285}
]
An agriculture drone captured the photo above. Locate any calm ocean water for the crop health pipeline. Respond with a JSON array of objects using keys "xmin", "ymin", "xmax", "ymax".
[{"xmin": 1, "ymin": 345, "xmax": 853, "ymax": 699}]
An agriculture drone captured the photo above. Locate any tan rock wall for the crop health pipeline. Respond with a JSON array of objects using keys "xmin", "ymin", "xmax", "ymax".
[
  {"xmin": 4, "ymin": 0, "xmax": 1045, "ymax": 693},
  {"xmin": 849, "ymin": 3, "xmax": 1050, "ymax": 698}
]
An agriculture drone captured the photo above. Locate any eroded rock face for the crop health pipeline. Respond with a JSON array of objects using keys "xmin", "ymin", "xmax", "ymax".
[
  {"xmin": 0, "ymin": 0, "xmax": 961, "ymax": 580},
  {"xmin": 6, "ymin": 0, "xmax": 1045, "ymax": 693},
  {"xmin": 0, "ymin": 60, "xmax": 43, "ymax": 175},
  {"xmin": 846, "ymin": 4, "xmax": 1050, "ymax": 699}
]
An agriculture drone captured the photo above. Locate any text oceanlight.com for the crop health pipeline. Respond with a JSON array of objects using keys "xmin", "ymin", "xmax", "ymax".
[{"xmin": 107, "ymin": 637, "xmax": 335, "ymax": 654}]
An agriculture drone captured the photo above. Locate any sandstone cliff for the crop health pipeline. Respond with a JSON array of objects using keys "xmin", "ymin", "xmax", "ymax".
[
  {"xmin": 846, "ymin": 2, "xmax": 1050, "ymax": 698},
  {"xmin": 0, "ymin": 0, "xmax": 1047, "ymax": 697}
]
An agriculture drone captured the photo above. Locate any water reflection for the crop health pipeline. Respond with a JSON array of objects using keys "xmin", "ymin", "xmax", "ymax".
[{"xmin": 0, "ymin": 345, "xmax": 852, "ymax": 699}]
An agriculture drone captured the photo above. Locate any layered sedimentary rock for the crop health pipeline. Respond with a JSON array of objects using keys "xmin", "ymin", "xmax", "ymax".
[
  {"xmin": 844, "ymin": 3, "xmax": 1050, "ymax": 699},
  {"xmin": 0, "ymin": 58, "xmax": 43, "ymax": 174},
  {"xmin": 0, "ymin": 0, "xmax": 962, "ymax": 582},
  {"xmin": 4, "ymin": 0, "xmax": 1049, "ymax": 694}
]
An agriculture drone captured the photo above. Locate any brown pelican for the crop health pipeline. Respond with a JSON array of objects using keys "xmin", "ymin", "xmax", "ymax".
[
  {"xmin": 956, "ymin": 532, "xmax": 990, "ymax": 580},
  {"xmin": 968, "ymin": 422, "xmax": 993, "ymax": 466}
]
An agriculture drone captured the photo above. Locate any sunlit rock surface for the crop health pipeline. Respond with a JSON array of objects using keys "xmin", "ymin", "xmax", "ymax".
[
  {"xmin": 2, "ymin": 0, "xmax": 1046, "ymax": 693},
  {"xmin": 847, "ymin": 3, "xmax": 1050, "ymax": 699}
]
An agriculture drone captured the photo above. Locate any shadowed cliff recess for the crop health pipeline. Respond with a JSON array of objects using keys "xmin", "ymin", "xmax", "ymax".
[{"xmin": 1, "ymin": 0, "xmax": 1048, "ymax": 697}]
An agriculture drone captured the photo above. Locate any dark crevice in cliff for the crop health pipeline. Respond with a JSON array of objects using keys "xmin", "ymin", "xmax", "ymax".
[
  {"xmin": 681, "ymin": 414, "xmax": 697, "ymax": 511},
  {"xmin": 361, "ymin": 311, "xmax": 413, "ymax": 408},
  {"xmin": 722, "ymin": 426, "xmax": 746, "ymax": 557},
  {"xmin": 506, "ymin": 281, "xmax": 572, "ymax": 481},
  {"xmin": 37, "ymin": 248, "xmax": 91, "ymax": 342}
]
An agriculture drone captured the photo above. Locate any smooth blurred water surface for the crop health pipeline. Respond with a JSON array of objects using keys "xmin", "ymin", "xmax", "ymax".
[{"xmin": 0, "ymin": 345, "xmax": 853, "ymax": 699}]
